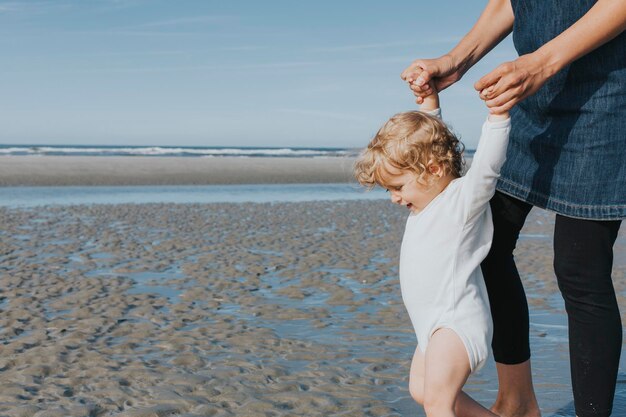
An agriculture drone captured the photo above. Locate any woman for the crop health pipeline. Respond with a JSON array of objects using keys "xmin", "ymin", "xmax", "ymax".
[{"xmin": 401, "ymin": 1, "xmax": 626, "ymax": 416}]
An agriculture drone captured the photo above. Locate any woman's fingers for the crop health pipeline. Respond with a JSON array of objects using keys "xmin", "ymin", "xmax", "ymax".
[
  {"xmin": 485, "ymin": 87, "xmax": 519, "ymax": 109},
  {"xmin": 402, "ymin": 59, "xmax": 440, "ymax": 84},
  {"xmin": 475, "ymin": 62, "xmax": 512, "ymax": 93},
  {"xmin": 407, "ymin": 69, "xmax": 431, "ymax": 86},
  {"xmin": 401, "ymin": 62, "xmax": 418, "ymax": 81},
  {"xmin": 412, "ymin": 70, "xmax": 430, "ymax": 86},
  {"xmin": 401, "ymin": 60, "xmax": 425, "ymax": 81},
  {"xmin": 477, "ymin": 53, "xmax": 551, "ymax": 111},
  {"xmin": 479, "ymin": 73, "xmax": 515, "ymax": 101},
  {"xmin": 403, "ymin": 55, "xmax": 462, "ymax": 102}
]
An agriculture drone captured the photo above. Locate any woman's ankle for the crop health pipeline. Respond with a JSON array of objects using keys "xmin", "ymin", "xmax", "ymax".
[
  {"xmin": 491, "ymin": 360, "xmax": 541, "ymax": 417},
  {"xmin": 490, "ymin": 397, "xmax": 541, "ymax": 417}
]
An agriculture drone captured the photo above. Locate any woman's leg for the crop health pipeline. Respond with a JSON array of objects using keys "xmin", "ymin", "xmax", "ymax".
[
  {"xmin": 480, "ymin": 191, "xmax": 541, "ymax": 417},
  {"xmin": 553, "ymin": 215, "xmax": 622, "ymax": 417}
]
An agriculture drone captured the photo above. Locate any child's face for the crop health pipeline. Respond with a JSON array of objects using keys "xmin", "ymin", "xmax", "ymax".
[{"xmin": 381, "ymin": 165, "xmax": 445, "ymax": 213}]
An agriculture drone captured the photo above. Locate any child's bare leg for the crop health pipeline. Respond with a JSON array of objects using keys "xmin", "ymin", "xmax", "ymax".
[
  {"xmin": 409, "ymin": 332, "xmax": 498, "ymax": 416},
  {"xmin": 409, "ymin": 346, "xmax": 425, "ymax": 404},
  {"xmin": 424, "ymin": 329, "xmax": 499, "ymax": 417},
  {"xmin": 423, "ymin": 328, "xmax": 470, "ymax": 416}
]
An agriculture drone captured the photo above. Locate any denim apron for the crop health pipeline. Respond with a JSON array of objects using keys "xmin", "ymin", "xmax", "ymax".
[{"xmin": 497, "ymin": 0, "xmax": 626, "ymax": 219}]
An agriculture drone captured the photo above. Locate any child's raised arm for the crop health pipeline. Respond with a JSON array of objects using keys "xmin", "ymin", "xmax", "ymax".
[{"xmin": 461, "ymin": 114, "xmax": 510, "ymax": 223}]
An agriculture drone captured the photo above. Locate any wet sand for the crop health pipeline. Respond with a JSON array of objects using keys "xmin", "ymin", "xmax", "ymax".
[
  {"xmin": 0, "ymin": 201, "xmax": 624, "ymax": 416},
  {"xmin": 0, "ymin": 156, "xmax": 357, "ymax": 186}
]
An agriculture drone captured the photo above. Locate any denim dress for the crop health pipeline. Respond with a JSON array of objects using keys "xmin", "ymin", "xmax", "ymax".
[{"xmin": 497, "ymin": 0, "xmax": 626, "ymax": 220}]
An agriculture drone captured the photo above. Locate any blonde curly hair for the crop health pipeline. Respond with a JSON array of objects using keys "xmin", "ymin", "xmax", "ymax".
[{"xmin": 354, "ymin": 111, "xmax": 464, "ymax": 189}]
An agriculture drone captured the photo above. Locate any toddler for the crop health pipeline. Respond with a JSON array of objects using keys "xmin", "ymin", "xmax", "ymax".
[{"xmin": 354, "ymin": 85, "xmax": 509, "ymax": 417}]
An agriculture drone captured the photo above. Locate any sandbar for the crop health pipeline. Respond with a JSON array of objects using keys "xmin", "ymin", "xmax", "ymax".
[{"xmin": 0, "ymin": 156, "xmax": 357, "ymax": 186}]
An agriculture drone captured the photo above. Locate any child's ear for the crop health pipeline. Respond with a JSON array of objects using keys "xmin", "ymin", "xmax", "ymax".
[{"xmin": 427, "ymin": 162, "xmax": 444, "ymax": 178}]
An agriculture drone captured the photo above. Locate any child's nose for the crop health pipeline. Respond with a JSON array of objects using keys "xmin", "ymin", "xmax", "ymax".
[{"xmin": 390, "ymin": 192, "xmax": 402, "ymax": 204}]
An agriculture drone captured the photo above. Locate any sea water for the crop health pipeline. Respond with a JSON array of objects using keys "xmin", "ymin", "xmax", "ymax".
[{"xmin": 0, "ymin": 183, "xmax": 387, "ymax": 208}]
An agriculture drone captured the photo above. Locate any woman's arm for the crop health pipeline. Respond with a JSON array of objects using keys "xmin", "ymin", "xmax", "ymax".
[
  {"xmin": 477, "ymin": 0, "xmax": 626, "ymax": 113},
  {"xmin": 401, "ymin": 0, "xmax": 514, "ymax": 103}
]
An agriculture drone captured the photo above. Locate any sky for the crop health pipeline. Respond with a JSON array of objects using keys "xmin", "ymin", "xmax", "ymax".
[{"xmin": 0, "ymin": 0, "xmax": 517, "ymax": 149}]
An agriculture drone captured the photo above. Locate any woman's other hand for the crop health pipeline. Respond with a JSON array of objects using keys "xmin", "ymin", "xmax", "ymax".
[{"xmin": 475, "ymin": 52, "xmax": 556, "ymax": 114}]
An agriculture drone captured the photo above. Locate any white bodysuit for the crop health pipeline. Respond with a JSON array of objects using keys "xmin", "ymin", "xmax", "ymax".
[{"xmin": 399, "ymin": 109, "xmax": 510, "ymax": 373}]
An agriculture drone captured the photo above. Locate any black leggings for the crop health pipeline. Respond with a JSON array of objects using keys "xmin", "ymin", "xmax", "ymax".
[{"xmin": 481, "ymin": 191, "xmax": 622, "ymax": 417}]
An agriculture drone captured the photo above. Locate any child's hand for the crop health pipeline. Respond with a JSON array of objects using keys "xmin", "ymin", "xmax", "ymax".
[
  {"xmin": 408, "ymin": 69, "xmax": 438, "ymax": 104},
  {"xmin": 479, "ymin": 85, "xmax": 509, "ymax": 120},
  {"xmin": 409, "ymin": 71, "xmax": 434, "ymax": 104},
  {"xmin": 413, "ymin": 79, "xmax": 439, "ymax": 111}
]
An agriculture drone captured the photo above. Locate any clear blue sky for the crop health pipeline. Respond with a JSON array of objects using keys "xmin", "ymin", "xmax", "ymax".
[{"xmin": 0, "ymin": 0, "xmax": 516, "ymax": 149}]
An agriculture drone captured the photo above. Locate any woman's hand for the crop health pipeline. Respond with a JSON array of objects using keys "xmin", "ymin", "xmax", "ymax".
[
  {"xmin": 474, "ymin": 0, "xmax": 626, "ymax": 114},
  {"xmin": 401, "ymin": 55, "xmax": 465, "ymax": 104},
  {"xmin": 474, "ymin": 52, "xmax": 556, "ymax": 114}
]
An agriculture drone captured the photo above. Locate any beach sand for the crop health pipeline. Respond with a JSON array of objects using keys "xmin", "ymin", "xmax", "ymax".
[
  {"xmin": 0, "ymin": 156, "xmax": 357, "ymax": 186},
  {"xmin": 0, "ymin": 198, "xmax": 625, "ymax": 417},
  {"xmin": 0, "ymin": 157, "xmax": 625, "ymax": 416}
]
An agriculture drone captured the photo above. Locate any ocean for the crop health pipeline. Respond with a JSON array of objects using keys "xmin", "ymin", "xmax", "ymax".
[
  {"xmin": 0, "ymin": 144, "xmax": 357, "ymax": 158},
  {"xmin": 0, "ymin": 144, "xmax": 476, "ymax": 158}
]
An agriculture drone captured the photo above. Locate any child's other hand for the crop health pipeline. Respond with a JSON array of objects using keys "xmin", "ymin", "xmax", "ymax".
[{"xmin": 480, "ymin": 86, "xmax": 510, "ymax": 120}]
